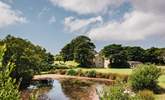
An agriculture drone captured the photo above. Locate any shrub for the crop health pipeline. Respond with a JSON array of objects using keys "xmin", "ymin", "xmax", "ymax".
[
  {"xmin": 98, "ymin": 84, "xmax": 129, "ymax": 100},
  {"xmin": 76, "ymin": 69, "xmax": 83, "ymax": 76},
  {"xmin": 136, "ymin": 90, "xmax": 155, "ymax": 100},
  {"xmin": 129, "ymin": 64, "xmax": 161, "ymax": 91},
  {"xmin": 116, "ymin": 74, "xmax": 129, "ymax": 83},
  {"xmin": 85, "ymin": 70, "xmax": 96, "ymax": 77},
  {"xmin": 58, "ymin": 69, "xmax": 67, "ymax": 75},
  {"xmin": 67, "ymin": 69, "xmax": 77, "ymax": 76},
  {"xmin": 0, "ymin": 45, "xmax": 20, "ymax": 100},
  {"xmin": 54, "ymin": 64, "xmax": 69, "ymax": 69}
]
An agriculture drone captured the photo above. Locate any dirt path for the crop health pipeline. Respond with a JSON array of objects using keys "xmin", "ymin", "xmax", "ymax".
[{"xmin": 33, "ymin": 74, "xmax": 114, "ymax": 84}]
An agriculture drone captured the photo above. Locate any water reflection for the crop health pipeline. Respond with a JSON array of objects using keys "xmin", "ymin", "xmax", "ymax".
[
  {"xmin": 60, "ymin": 79, "xmax": 98, "ymax": 100},
  {"xmin": 47, "ymin": 80, "xmax": 69, "ymax": 100},
  {"xmin": 23, "ymin": 79, "xmax": 100, "ymax": 100}
]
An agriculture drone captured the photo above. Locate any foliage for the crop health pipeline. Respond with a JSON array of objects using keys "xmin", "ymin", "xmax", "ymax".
[
  {"xmin": 129, "ymin": 64, "xmax": 162, "ymax": 91},
  {"xmin": 29, "ymin": 92, "xmax": 39, "ymax": 100},
  {"xmin": 0, "ymin": 35, "xmax": 54, "ymax": 88},
  {"xmin": 60, "ymin": 35, "xmax": 95, "ymax": 67},
  {"xmin": 60, "ymin": 43, "xmax": 74, "ymax": 62},
  {"xmin": 136, "ymin": 90, "xmax": 155, "ymax": 100},
  {"xmin": 85, "ymin": 70, "xmax": 96, "ymax": 77},
  {"xmin": 101, "ymin": 44, "xmax": 165, "ymax": 67},
  {"xmin": 67, "ymin": 69, "xmax": 77, "ymax": 76},
  {"xmin": 98, "ymin": 84, "xmax": 129, "ymax": 100},
  {"xmin": 0, "ymin": 45, "xmax": 20, "ymax": 100},
  {"xmin": 124, "ymin": 46, "xmax": 145, "ymax": 62},
  {"xmin": 101, "ymin": 44, "xmax": 129, "ymax": 68},
  {"xmin": 54, "ymin": 54, "xmax": 63, "ymax": 61},
  {"xmin": 144, "ymin": 47, "xmax": 160, "ymax": 64}
]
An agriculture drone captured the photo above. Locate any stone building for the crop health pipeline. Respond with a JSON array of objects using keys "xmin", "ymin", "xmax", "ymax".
[
  {"xmin": 93, "ymin": 54, "xmax": 110, "ymax": 68},
  {"xmin": 127, "ymin": 61, "xmax": 142, "ymax": 68}
]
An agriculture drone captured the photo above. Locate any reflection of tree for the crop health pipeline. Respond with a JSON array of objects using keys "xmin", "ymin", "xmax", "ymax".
[
  {"xmin": 31, "ymin": 80, "xmax": 53, "ymax": 88},
  {"xmin": 60, "ymin": 79, "xmax": 97, "ymax": 100},
  {"xmin": 28, "ymin": 80, "xmax": 53, "ymax": 100}
]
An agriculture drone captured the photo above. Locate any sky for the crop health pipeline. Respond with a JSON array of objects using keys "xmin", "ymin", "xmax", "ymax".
[{"xmin": 0, "ymin": 0, "xmax": 165, "ymax": 54}]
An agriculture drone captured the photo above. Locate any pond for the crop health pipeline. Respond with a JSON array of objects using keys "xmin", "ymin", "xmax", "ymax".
[{"xmin": 21, "ymin": 79, "xmax": 104, "ymax": 100}]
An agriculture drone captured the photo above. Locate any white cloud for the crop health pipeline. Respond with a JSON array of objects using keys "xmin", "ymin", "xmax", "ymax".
[
  {"xmin": 48, "ymin": 16, "xmax": 56, "ymax": 24},
  {"xmin": 49, "ymin": 0, "xmax": 125, "ymax": 15},
  {"xmin": 130, "ymin": 0, "xmax": 165, "ymax": 15},
  {"xmin": 87, "ymin": 0, "xmax": 165, "ymax": 41},
  {"xmin": 64, "ymin": 16, "xmax": 103, "ymax": 33},
  {"xmin": 87, "ymin": 11, "xmax": 165, "ymax": 41},
  {"xmin": 0, "ymin": 1, "xmax": 26, "ymax": 28}
]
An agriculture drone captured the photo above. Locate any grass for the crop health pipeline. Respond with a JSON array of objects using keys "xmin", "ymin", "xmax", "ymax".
[
  {"xmin": 158, "ymin": 75, "xmax": 165, "ymax": 88},
  {"xmin": 75, "ymin": 68, "xmax": 132, "ymax": 75},
  {"xmin": 46, "ymin": 62, "xmax": 165, "ymax": 100},
  {"xmin": 54, "ymin": 61, "xmax": 79, "ymax": 67},
  {"xmin": 156, "ymin": 66, "xmax": 165, "ymax": 100}
]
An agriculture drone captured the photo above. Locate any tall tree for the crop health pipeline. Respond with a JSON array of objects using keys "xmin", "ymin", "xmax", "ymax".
[
  {"xmin": 60, "ymin": 43, "xmax": 74, "ymax": 62},
  {"xmin": 101, "ymin": 44, "xmax": 128, "ymax": 68},
  {"xmin": 124, "ymin": 46, "xmax": 145, "ymax": 62},
  {"xmin": 144, "ymin": 47, "xmax": 159, "ymax": 64},
  {"xmin": 60, "ymin": 36, "xmax": 95, "ymax": 67},
  {"xmin": 1, "ymin": 35, "xmax": 54, "ymax": 88}
]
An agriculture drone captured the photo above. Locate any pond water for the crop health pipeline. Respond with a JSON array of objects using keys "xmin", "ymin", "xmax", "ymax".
[{"xmin": 21, "ymin": 79, "xmax": 104, "ymax": 100}]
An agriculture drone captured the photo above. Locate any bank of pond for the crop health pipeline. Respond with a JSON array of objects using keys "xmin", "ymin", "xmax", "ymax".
[{"xmin": 21, "ymin": 79, "xmax": 103, "ymax": 100}]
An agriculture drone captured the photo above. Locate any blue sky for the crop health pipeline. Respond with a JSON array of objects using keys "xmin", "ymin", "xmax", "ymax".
[{"xmin": 0, "ymin": 0, "xmax": 165, "ymax": 54}]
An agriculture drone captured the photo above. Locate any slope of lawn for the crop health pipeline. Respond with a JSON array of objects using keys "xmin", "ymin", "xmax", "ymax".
[
  {"xmin": 76, "ymin": 68, "xmax": 132, "ymax": 75},
  {"xmin": 54, "ymin": 61, "xmax": 79, "ymax": 67}
]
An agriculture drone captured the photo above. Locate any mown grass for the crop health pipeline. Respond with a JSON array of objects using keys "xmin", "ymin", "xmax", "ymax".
[
  {"xmin": 75, "ymin": 68, "xmax": 132, "ymax": 75},
  {"xmin": 54, "ymin": 61, "xmax": 79, "ymax": 67}
]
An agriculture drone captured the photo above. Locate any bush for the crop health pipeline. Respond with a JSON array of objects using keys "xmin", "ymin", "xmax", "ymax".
[
  {"xmin": 85, "ymin": 70, "xmax": 96, "ymax": 77},
  {"xmin": 54, "ymin": 64, "xmax": 69, "ymax": 69},
  {"xmin": 136, "ymin": 90, "xmax": 155, "ymax": 100},
  {"xmin": 67, "ymin": 69, "xmax": 77, "ymax": 76},
  {"xmin": 0, "ymin": 45, "xmax": 20, "ymax": 100},
  {"xmin": 76, "ymin": 69, "xmax": 83, "ymax": 76},
  {"xmin": 129, "ymin": 64, "xmax": 161, "ymax": 91},
  {"xmin": 98, "ymin": 84, "xmax": 129, "ymax": 100}
]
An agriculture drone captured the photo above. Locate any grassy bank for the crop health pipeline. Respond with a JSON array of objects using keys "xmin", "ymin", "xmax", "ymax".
[{"xmin": 76, "ymin": 68, "xmax": 132, "ymax": 75}]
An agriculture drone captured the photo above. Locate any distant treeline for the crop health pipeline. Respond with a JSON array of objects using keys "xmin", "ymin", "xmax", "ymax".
[
  {"xmin": 57, "ymin": 36, "xmax": 165, "ymax": 68},
  {"xmin": 101, "ymin": 44, "xmax": 165, "ymax": 67}
]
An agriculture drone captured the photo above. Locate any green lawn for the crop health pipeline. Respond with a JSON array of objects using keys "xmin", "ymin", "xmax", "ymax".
[
  {"xmin": 52, "ymin": 62, "xmax": 165, "ymax": 99},
  {"xmin": 75, "ymin": 68, "xmax": 132, "ymax": 75},
  {"xmin": 158, "ymin": 75, "xmax": 165, "ymax": 88},
  {"xmin": 54, "ymin": 61, "xmax": 79, "ymax": 67}
]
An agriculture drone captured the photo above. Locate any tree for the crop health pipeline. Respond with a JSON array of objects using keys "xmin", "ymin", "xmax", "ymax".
[
  {"xmin": 101, "ymin": 44, "xmax": 128, "ymax": 68},
  {"xmin": 60, "ymin": 43, "xmax": 74, "ymax": 62},
  {"xmin": 158, "ymin": 48, "xmax": 165, "ymax": 64},
  {"xmin": 0, "ymin": 45, "xmax": 20, "ymax": 100},
  {"xmin": 144, "ymin": 47, "xmax": 159, "ymax": 64},
  {"xmin": 60, "ymin": 36, "xmax": 95, "ymax": 67},
  {"xmin": 74, "ymin": 42, "xmax": 95, "ymax": 67},
  {"xmin": 124, "ymin": 46, "xmax": 145, "ymax": 62},
  {"xmin": 1, "ymin": 35, "xmax": 54, "ymax": 88}
]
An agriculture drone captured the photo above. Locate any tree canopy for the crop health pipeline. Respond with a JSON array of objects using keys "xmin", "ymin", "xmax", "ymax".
[
  {"xmin": 101, "ymin": 44, "xmax": 128, "ymax": 67},
  {"xmin": 101, "ymin": 44, "xmax": 165, "ymax": 67},
  {"xmin": 0, "ymin": 35, "xmax": 54, "ymax": 88},
  {"xmin": 60, "ymin": 35, "xmax": 95, "ymax": 67}
]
